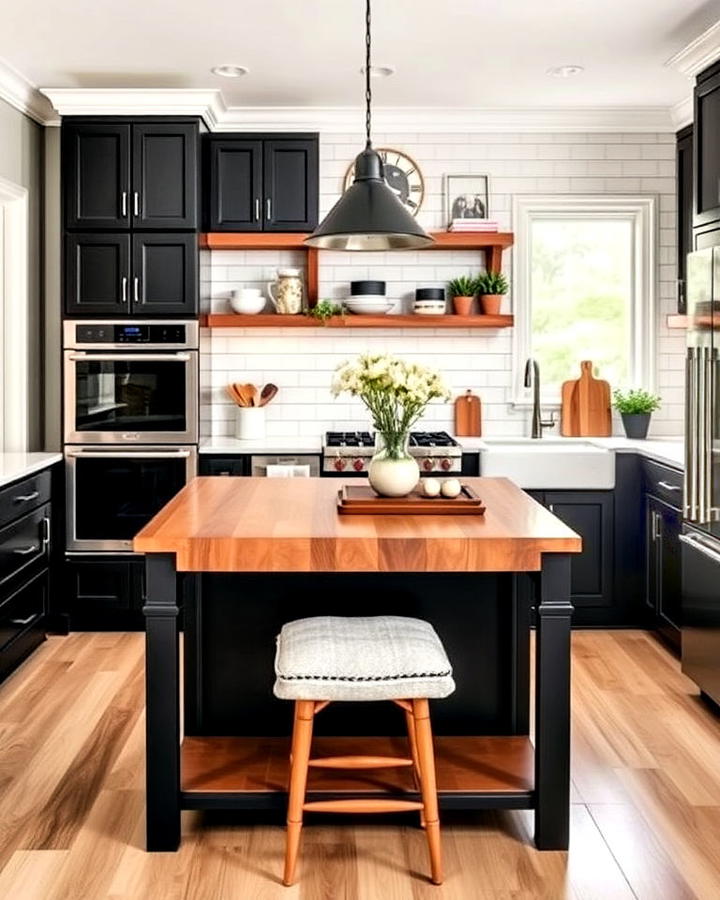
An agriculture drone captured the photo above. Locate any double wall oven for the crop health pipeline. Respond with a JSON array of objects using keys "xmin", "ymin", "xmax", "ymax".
[{"xmin": 63, "ymin": 321, "xmax": 199, "ymax": 553}]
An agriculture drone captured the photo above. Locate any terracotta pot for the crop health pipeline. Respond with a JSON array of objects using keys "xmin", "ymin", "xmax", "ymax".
[
  {"xmin": 453, "ymin": 295, "xmax": 474, "ymax": 316},
  {"xmin": 480, "ymin": 294, "xmax": 503, "ymax": 315}
]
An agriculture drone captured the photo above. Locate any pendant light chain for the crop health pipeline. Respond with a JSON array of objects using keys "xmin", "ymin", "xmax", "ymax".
[{"xmin": 365, "ymin": 0, "xmax": 372, "ymax": 149}]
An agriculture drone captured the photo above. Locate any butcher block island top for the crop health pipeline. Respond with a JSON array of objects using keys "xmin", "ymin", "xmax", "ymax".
[{"xmin": 133, "ymin": 476, "xmax": 581, "ymax": 572}]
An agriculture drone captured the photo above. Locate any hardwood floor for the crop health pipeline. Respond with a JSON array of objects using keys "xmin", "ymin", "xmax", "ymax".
[{"xmin": 0, "ymin": 630, "xmax": 719, "ymax": 899}]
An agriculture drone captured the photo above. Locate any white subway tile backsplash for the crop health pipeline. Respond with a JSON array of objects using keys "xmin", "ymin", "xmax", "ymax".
[{"xmin": 201, "ymin": 129, "xmax": 684, "ymax": 440}]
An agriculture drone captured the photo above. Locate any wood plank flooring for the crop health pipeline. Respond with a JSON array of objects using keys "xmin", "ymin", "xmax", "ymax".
[{"xmin": 0, "ymin": 630, "xmax": 719, "ymax": 899}]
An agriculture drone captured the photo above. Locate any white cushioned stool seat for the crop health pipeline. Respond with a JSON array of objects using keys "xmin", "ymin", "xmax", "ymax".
[{"xmin": 274, "ymin": 615, "xmax": 455, "ymax": 701}]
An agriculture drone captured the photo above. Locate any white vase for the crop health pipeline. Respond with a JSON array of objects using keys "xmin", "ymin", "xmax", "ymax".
[
  {"xmin": 235, "ymin": 407, "xmax": 266, "ymax": 440},
  {"xmin": 367, "ymin": 432, "xmax": 419, "ymax": 497}
]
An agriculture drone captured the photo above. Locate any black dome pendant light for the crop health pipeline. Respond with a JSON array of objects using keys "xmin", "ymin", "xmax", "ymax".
[{"xmin": 305, "ymin": 0, "xmax": 433, "ymax": 251}]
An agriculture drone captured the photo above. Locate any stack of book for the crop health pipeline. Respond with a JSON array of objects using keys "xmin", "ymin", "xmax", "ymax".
[{"xmin": 448, "ymin": 219, "xmax": 499, "ymax": 233}]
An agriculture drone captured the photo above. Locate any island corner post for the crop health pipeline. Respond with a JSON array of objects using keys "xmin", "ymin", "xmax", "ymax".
[{"xmin": 136, "ymin": 477, "xmax": 580, "ymax": 854}]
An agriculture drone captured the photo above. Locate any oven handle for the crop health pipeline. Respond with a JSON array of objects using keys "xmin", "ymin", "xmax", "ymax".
[
  {"xmin": 67, "ymin": 352, "xmax": 192, "ymax": 362},
  {"xmin": 679, "ymin": 532, "xmax": 720, "ymax": 565},
  {"xmin": 65, "ymin": 449, "xmax": 192, "ymax": 459}
]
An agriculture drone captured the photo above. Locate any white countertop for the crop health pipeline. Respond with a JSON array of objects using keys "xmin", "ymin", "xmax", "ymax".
[
  {"xmin": 201, "ymin": 435, "xmax": 684, "ymax": 470},
  {"xmin": 0, "ymin": 452, "xmax": 62, "ymax": 488}
]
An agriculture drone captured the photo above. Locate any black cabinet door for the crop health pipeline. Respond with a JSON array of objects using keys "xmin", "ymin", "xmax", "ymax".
[
  {"xmin": 695, "ymin": 70, "xmax": 720, "ymax": 228},
  {"xmin": 65, "ymin": 233, "xmax": 131, "ymax": 316},
  {"xmin": 544, "ymin": 491, "xmax": 614, "ymax": 608},
  {"xmin": 646, "ymin": 497, "xmax": 661, "ymax": 614},
  {"xmin": 647, "ymin": 495, "xmax": 682, "ymax": 637},
  {"xmin": 263, "ymin": 138, "xmax": 319, "ymax": 231},
  {"xmin": 131, "ymin": 233, "xmax": 198, "ymax": 315},
  {"xmin": 132, "ymin": 123, "xmax": 198, "ymax": 230},
  {"xmin": 677, "ymin": 126, "xmax": 693, "ymax": 313},
  {"xmin": 63, "ymin": 123, "xmax": 131, "ymax": 230},
  {"xmin": 208, "ymin": 139, "xmax": 263, "ymax": 231}
]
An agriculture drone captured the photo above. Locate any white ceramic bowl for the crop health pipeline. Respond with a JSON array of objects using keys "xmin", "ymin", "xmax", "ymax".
[
  {"xmin": 345, "ymin": 298, "xmax": 394, "ymax": 315},
  {"xmin": 230, "ymin": 291, "xmax": 266, "ymax": 315}
]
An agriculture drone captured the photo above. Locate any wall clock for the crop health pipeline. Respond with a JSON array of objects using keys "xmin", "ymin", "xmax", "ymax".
[{"xmin": 344, "ymin": 147, "xmax": 425, "ymax": 215}]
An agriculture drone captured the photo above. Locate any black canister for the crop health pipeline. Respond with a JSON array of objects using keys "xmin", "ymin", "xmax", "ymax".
[
  {"xmin": 415, "ymin": 287, "xmax": 446, "ymax": 301},
  {"xmin": 350, "ymin": 280, "xmax": 386, "ymax": 296}
]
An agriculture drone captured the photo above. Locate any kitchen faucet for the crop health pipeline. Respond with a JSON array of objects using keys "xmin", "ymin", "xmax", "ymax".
[{"xmin": 524, "ymin": 358, "xmax": 556, "ymax": 439}]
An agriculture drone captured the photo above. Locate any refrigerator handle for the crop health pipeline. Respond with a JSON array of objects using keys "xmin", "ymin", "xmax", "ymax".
[
  {"xmin": 706, "ymin": 348, "xmax": 720, "ymax": 522},
  {"xmin": 698, "ymin": 346, "xmax": 708, "ymax": 524},
  {"xmin": 685, "ymin": 347, "xmax": 699, "ymax": 522}
]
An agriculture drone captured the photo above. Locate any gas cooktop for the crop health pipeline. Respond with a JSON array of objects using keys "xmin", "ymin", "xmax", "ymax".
[{"xmin": 322, "ymin": 431, "xmax": 462, "ymax": 475}]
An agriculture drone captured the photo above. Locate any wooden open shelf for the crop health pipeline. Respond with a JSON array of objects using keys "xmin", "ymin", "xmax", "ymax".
[
  {"xmin": 200, "ymin": 231, "xmax": 514, "ymax": 310},
  {"xmin": 181, "ymin": 735, "xmax": 533, "ymax": 803},
  {"xmin": 202, "ymin": 313, "xmax": 513, "ymax": 329}
]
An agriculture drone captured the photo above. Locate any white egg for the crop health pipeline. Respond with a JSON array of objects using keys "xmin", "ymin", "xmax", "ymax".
[
  {"xmin": 422, "ymin": 478, "xmax": 441, "ymax": 497},
  {"xmin": 441, "ymin": 478, "xmax": 462, "ymax": 498}
]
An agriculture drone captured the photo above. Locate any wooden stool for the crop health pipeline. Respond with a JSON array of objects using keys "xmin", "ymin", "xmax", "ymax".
[{"xmin": 273, "ymin": 615, "xmax": 456, "ymax": 886}]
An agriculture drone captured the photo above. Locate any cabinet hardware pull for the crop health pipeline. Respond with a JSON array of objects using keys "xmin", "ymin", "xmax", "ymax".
[
  {"xmin": 133, "ymin": 192, "xmax": 140, "ymax": 216},
  {"xmin": 121, "ymin": 191, "xmax": 128, "ymax": 216},
  {"xmin": 9, "ymin": 615, "xmax": 35, "ymax": 626},
  {"xmin": 255, "ymin": 198, "xmax": 260, "ymax": 221},
  {"xmin": 121, "ymin": 276, "xmax": 128, "ymax": 303},
  {"xmin": 13, "ymin": 545, "xmax": 39, "ymax": 556},
  {"xmin": 657, "ymin": 481, "xmax": 680, "ymax": 492},
  {"xmin": 42, "ymin": 516, "xmax": 50, "ymax": 549},
  {"xmin": 13, "ymin": 491, "xmax": 39, "ymax": 503},
  {"xmin": 548, "ymin": 504, "xmax": 555, "ymax": 513},
  {"xmin": 651, "ymin": 511, "xmax": 662, "ymax": 542},
  {"xmin": 134, "ymin": 277, "xmax": 140, "ymax": 304},
  {"xmin": 266, "ymin": 198, "xmax": 272, "ymax": 220}
]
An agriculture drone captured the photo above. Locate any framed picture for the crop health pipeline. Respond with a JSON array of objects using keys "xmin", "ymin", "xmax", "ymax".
[{"xmin": 445, "ymin": 175, "xmax": 490, "ymax": 224}]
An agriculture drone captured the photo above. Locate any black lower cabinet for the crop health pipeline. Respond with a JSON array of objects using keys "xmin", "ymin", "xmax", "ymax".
[
  {"xmin": 646, "ymin": 496, "xmax": 682, "ymax": 648},
  {"xmin": 64, "ymin": 557, "xmax": 146, "ymax": 630},
  {"xmin": 0, "ymin": 570, "xmax": 49, "ymax": 681},
  {"xmin": 199, "ymin": 455, "xmax": 250, "ymax": 476}
]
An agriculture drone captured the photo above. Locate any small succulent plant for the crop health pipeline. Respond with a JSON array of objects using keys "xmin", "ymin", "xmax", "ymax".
[
  {"xmin": 475, "ymin": 270, "xmax": 509, "ymax": 295},
  {"xmin": 308, "ymin": 300, "xmax": 343, "ymax": 324},
  {"xmin": 612, "ymin": 388, "xmax": 661, "ymax": 415},
  {"xmin": 448, "ymin": 275, "xmax": 478, "ymax": 297}
]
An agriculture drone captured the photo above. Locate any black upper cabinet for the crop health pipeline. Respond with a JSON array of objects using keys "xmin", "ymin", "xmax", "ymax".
[
  {"xmin": 208, "ymin": 140, "xmax": 263, "ymax": 231},
  {"xmin": 263, "ymin": 139, "xmax": 319, "ymax": 231},
  {"xmin": 676, "ymin": 126, "xmax": 693, "ymax": 313},
  {"xmin": 694, "ymin": 66, "xmax": 720, "ymax": 228},
  {"xmin": 65, "ymin": 233, "xmax": 131, "ymax": 316},
  {"xmin": 132, "ymin": 233, "xmax": 198, "ymax": 315},
  {"xmin": 63, "ymin": 124, "xmax": 131, "ymax": 230},
  {"xmin": 65, "ymin": 233, "xmax": 197, "ymax": 316},
  {"xmin": 206, "ymin": 134, "xmax": 318, "ymax": 232},
  {"xmin": 63, "ymin": 119, "xmax": 198, "ymax": 232},
  {"xmin": 132, "ymin": 123, "xmax": 198, "ymax": 229}
]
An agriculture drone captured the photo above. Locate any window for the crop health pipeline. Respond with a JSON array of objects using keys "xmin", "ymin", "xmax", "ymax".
[{"xmin": 512, "ymin": 196, "xmax": 656, "ymax": 403}]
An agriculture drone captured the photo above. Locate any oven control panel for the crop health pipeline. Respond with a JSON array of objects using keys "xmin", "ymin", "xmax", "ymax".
[{"xmin": 74, "ymin": 324, "xmax": 187, "ymax": 344}]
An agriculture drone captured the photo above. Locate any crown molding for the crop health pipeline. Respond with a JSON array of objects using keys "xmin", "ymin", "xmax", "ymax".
[
  {"xmin": 0, "ymin": 57, "xmax": 56, "ymax": 124},
  {"xmin": 666, "ymin": 20, "xmax": 720, "ymax": 78},
  {"xmin": 670, "ymin": 95, "xmax": 693, "ymax": 130},
  {"xmin": 39, "ymin": 88, "xmax": 677, "ymax": 133}
]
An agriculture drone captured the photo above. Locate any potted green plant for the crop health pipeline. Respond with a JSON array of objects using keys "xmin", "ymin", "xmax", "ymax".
[
  {"xmin": 448, "ymin": 275, "xmax": 477, "ymax": 316},
  {"xmin": 475, "ymin": 270, "xmax": 509, "ymax": 315},
  {"xmin": 612, "ymin": 388, "xmax": 661, "ymax": 439}
]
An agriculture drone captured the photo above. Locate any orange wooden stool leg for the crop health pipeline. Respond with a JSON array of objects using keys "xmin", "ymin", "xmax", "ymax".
[
  {"xmin": 283, "ymin": 699, "xmax": 315, "ymax": 887},
  {"xmin": 413, "ymin": 698, "xmax": 443, "ymax": 885},
  {"xmin": 404, "ymin": 708, "xmax": 426, "ymax": 828}
]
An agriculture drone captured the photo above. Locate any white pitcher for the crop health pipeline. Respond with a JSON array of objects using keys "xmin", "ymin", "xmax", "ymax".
[{"xmin": 267, "ymin": 268, "xmax": 304, "ymax": 315}]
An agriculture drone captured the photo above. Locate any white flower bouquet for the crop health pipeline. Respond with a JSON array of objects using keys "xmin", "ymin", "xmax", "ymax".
[{"xmin": 331, "ymin": 353, "xmax": 450, "ymax": 459}]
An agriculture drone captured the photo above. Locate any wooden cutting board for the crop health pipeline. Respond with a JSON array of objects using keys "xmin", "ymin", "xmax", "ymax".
[
  {"xmin": 454, "ymin": 390, "xmax": 482, "ymax": 436},
  {"xmin": 561, "ymin": 361, "xmax": 611, "ymax": 437}
]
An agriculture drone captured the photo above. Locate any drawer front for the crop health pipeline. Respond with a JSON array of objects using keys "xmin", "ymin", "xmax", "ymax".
[
  {"xmin": 0, "ymin": 569, "xmax": 47, "ymax": 652},
  {"xmin": 0, "ymin": 470, "xmax": 52, "ymax": 530},
  {"xmin": 0, "ymin": 505, "xmax": 51, "ymax": 589},
  {"xmin": 643, "ymin": 459, "xmax": 683, "ymax": 508}
]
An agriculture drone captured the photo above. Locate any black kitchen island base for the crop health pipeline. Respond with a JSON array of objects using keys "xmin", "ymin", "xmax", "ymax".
[{"xmin": 144, "ymin": 558, "xmax": 572, "ymax": 853}]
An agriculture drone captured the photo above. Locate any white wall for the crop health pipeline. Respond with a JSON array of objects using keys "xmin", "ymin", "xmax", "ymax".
[{"xmin": 202, "ymin": 130, "xmax": 684, "ymax": 442}]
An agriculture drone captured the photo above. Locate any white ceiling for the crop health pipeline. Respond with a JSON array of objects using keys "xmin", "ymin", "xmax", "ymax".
[{"xmin": 1, "ymin": 0, "xmax": 719, "ymax": 112}]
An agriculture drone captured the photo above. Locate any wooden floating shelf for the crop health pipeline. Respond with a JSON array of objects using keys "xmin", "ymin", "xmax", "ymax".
[
  {"xmin": 202, "ymin": 313, "xmax": 514, "ymax": 329},
  {"xmin": 181, "ymin": 735, "xmax": 533, "ymax": 798}
]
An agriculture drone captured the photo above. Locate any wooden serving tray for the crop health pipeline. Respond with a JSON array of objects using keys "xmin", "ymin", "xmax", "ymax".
[{"xmin": 337, "ymin": 484, "xmax": 486, "ymax": 516}]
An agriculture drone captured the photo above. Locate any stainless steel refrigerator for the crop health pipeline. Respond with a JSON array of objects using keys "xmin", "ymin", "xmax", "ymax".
[{"xmin": 682, "ymin": 248, "xmax": 720, "ymax": 705}]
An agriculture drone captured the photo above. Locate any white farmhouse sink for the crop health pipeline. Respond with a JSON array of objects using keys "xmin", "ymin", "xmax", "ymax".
[{"xmin": 479, "ymin": 439, "xmax": 615, "ymax": 490}]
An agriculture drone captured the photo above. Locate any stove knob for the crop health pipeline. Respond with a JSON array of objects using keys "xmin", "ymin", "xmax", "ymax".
[
  {"xmin": 352, "ymin": 458, "xmax": 365, "ymax": 472},
  {"xmin": 422, "ymin": 458, "xmax": 434, "ymax": 472},
  {"xmin": 334, "ymin": 457, "xmax": 347, "ymax": 471},
  {"xmin": 440, "ymin": 458, "xmax": 452, "ymax": 471}
]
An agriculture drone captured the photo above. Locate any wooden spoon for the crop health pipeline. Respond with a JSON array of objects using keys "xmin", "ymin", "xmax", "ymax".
[
  {"xmin": 247, "ymin": 384, "xmax": 260, "ymax": 408},
  {"xmin": 236, "ymin": 383, "xmax": 256, "ymax": 408},
  {"xmin": 259, "ymin": 383, "xmax": 278, "ymax": 407},
  {"xmin": 226, "ymin": 384, "xmax": 245, "ymax": 407}
]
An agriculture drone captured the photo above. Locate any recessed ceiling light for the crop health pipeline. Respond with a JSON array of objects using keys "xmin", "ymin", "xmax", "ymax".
[
  {"xmin": 546, "ymin": 65, "xmax": 584, "ymax": 78},
  {"xmin": 360, "ymin": 65, "xmax": 396, "ymax": 78},
  {"xmin": 211, "ymin": 64, "xmax": 248, "ymax": 78}
]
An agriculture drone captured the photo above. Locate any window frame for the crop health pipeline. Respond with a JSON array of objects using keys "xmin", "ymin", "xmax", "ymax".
[{"xmin": 511, "ymin": 195, "xmax": 657, "ymax": 406}]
